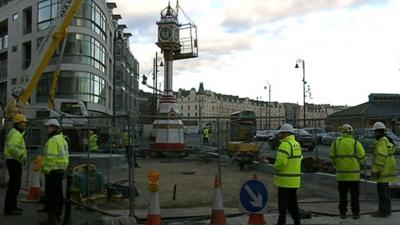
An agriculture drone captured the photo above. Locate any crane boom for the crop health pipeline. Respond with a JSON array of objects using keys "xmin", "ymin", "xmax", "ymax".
[{"xmin": 19, "ymin": 0, "xmax": 83, "ymax": 104}]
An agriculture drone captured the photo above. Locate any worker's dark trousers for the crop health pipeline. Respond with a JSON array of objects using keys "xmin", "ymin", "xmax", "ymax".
[
  {"xmin": 203, "ymin": 137, "xmax": 208, "ymax": 146},
  {"xmin": 45, "ymin": 170, "xmax": 64, "ymax": 217},
  {"xmin": 125, "ymin": 146, "xmax": 139, "ymax": 167},
  {"xmin": 4, "ymin": 159, "xmax": 22, "ymax": 213},
  {"xmin": 338, "ymin": 181, "xmax": 360, "ymax": 215},
  {"xmin": 377, "ymin": 182, "xmax": 391, "ymax": 215},
  {"xmin": 277, "ymin": 187, "xmax": 301, "ymax": 225}
]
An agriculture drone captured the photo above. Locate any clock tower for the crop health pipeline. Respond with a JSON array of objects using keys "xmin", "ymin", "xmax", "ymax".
[{"xmin": 151, "ymin": 1, "xmax": 198, "ymax": 156}]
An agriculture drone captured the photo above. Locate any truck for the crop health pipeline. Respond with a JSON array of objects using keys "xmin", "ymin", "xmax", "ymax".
[{"xmin": 228, "ymin": 111, "xmax": 261, "ymax": 170}]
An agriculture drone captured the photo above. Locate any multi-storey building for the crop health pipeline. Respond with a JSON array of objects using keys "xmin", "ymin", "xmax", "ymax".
[
  {"xmin": 0, "ymin": 0, "xmax": 139, "ymax": 116},
  {"xmin": 175, "ymin": 83, "xmax": 347, "ymax": 131},
  {"xmin": 114, "ymin": 23, "xmax": 140, "ymax": 115},
  {"xmin": 176, "ymin": 83, "xmax": 286, "ymax": 131}
]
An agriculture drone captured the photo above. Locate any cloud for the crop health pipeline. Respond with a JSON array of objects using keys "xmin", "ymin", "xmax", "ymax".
[{"xmin": 220, "ymin": 0, "xmax": 389, "ymax": 33}]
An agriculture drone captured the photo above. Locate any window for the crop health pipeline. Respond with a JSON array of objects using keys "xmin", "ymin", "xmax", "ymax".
[
  {"xmin": 59, "ymin": 33, "xmax": 106, "ymax": 72},
  {"xmin": 37, "ymin": 71, "xmax": 106, "ymax": 105},
  {"xmin": 12, "ymin": 13, "xmax": 18, "ymax": 21},
  {"xmin": 12, "ymin": 45, "xmax": 17, "ymax": 52},
  {"xmin": 37, "ymin": 0, "xmax": 60, "ymax": 31},
  {"xmin": 72, "ymin": 0, "xmax": 107, "ymax": 40}
]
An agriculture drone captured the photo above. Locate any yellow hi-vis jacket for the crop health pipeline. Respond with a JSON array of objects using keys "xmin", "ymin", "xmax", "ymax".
[
  {"xmin": 274, "ymin": 135, "xmax": 303, "ymax": 188},
  {"xmin": 329, "ymin": 133, "xmax": 367, "ymax": 181},
  {"xmin": 4, "ymin": 128, "xmax": 27, "ymax": 164},
  {"xmin": 89, "ymin": 133, "xmax": 98, "ymax": 152},
  {"xmin": 123, "ymin": 132, "xmax": 134, "ymax": 146},
  {"xmin": 42, "ymin": 133, "xmax": 69, "ymax": 174},
  {"xmin": 372, "ymin": 137, "xmax": 397, "ymax": 183},
  {"xmin": 203, "ymin": 128, "xmax": 209, "ymax": 138}
]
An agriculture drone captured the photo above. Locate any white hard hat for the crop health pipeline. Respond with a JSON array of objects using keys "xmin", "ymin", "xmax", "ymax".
[
  {"xmin": 341, "ymin": 124, "xmax": 353, "ymax": 133},
  {"xmin": 277, "ymin": 123, "xmax": 294, "ymax": 134},
  {"xmin": 372, "ymin": 122, "xmax": 385, "ymax": 131},
  {"xmin": 44, "ymin": 118, "xmax": 60, "ymax": 127}
]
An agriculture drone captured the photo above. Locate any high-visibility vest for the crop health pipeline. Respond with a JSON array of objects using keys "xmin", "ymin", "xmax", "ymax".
[
  {"xmin": 274, "ymin": 135, "xmax": 303, "ymax": 188},
  {"xmin": 329, "ymin": 133, "xmax": 366, "ymax": 181},
  {"xmin": 42, "ymin": 133, "xmax": 69, "ymax": 174},
  {"xmin": 4, "ymin": 128, "xmax": 27, "ymax": 164},
  {"xmin": 89, "ymin": 133, "xmax": 98, "ymax": 152},
  {"xmin": 372, "ymin": 137, "xmax": 397, "ymax": 183},
  {"xmin": 123, "ymin": 132, "xmax": 134, "ymax": 146},
  {"xmin": 203, "ymin": 128, "xmax": 209, "ymax": 138}
]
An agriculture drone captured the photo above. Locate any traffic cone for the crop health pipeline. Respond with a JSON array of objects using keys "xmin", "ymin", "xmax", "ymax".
[
  {"xmin": 210, "ymin": 175, "xmax": 228, "ymax": 225},
  {"xmin": 21, "ymin": 167, "xmax": 41, "ymax": 203},
  {"xmin": 247, "ymin": 213, "xmax": 267, "ymax": 225},
  {"xmin": 22, "ymin": 156, "xmax": 43, "ymax": 203},
  {"xmin": 146, "ymin": 188, "xmax": 162, "ymax": 225},
  {"xmin": 246, "ymin": 174, "xmax": 267, "ymax": 225}
]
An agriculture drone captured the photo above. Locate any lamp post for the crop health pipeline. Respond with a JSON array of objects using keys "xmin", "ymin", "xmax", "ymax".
[
  {"xmin": 264, "ymin": 83, "xmax": 271, "ymax": 130},
  {"xmin": 256, "ymin": 96, "xmax": 262, "ymax": 130},
  {"xmin": 295, "ymin": 59, "xmax": 306, "ymax": 127},
  {"xmin": 152, "ymin": 52, "xmax": 163, "ymax": 114}
]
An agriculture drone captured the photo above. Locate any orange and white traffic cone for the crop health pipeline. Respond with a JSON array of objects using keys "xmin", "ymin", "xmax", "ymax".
[
  {"xmin": 146, "ymin": 170, "xmax": 162, "ymax": 225},
  {"xmin": 210, "ymin": 175, "xmax": 228, "ymax": 225},
  {"xmin": 21, "ymin": 156, "xmax": 42, "ymax": 203},
  {"xmin": 247, "ymin": 213, "xmax": 267, "ymax": 225}
]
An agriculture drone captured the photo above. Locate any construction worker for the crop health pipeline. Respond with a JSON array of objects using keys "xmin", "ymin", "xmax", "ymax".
[
  {"xmin": 123, "ymin": 129, "xmax": 139, "ymax": 168},
  {"xmin": 40, "ymin": 119, "xmax": 69, "ymax": 224},
  {"xmin": 202, "ymin": 126, "xmax": 209, "ymax": 146},
  {"xmin": 3, "ymin": 113, "xmax": 28, "ymax": 216},
  {"xmin": 329, "ymin": 124, "xmax": 366, "ymax": 219},
  {"xmin": 274, "ymin": 123, "xmax": 302, "ymax": 225},
  {"xmin": 88, "ymin": 130, "xmax": 98, "ymax": 152},
  {"xmin": 370, "ymin": 122, "xmax": 397, "ymax": 217}
]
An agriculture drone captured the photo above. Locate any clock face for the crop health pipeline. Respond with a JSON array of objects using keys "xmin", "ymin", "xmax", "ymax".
[{"xmin": 159, "ymin": 27, "xmax": 172, "ymax": 41}]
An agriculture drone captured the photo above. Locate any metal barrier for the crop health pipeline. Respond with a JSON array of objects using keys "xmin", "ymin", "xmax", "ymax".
[{"xmin": 0, "ymin": 113, "xmax": 398, "ymax": 222}]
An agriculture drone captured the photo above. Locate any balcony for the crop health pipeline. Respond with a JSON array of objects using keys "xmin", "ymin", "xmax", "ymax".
[{"xmin": 24, "ymin": 24, "xmax": 32, "ymax": 34}]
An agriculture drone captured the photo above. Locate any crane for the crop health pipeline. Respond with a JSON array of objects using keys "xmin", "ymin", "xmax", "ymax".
[{"xmin": 6, "ymin": 0, "xmax": 84, "ymax": 119}]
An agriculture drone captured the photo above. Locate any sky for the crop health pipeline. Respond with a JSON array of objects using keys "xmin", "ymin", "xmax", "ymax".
[{"xmin": 114, "ymin": 0, "xmax": 400, "ymax": 107}]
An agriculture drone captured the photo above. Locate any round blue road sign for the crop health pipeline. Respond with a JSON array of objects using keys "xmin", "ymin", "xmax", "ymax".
[{"xmin": 239, "ymin": 179, "xmax": 268, "ymax": 213}]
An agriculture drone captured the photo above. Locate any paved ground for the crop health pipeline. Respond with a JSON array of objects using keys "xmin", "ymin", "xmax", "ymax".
[{"xmin": 1, "ymin": 148, "xmax": 400, "ymax": 225}]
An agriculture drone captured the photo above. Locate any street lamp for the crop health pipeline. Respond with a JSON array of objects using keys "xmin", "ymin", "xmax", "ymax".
[
  {"xmin": 295, "ymin": 59, "xmax": 306, "ymax": 127},
  {"xmin": 256, "ymin": 96, "xmax": 262, "ymax": 130},
  {"xmin": 264, "ymin": 83, "xmax": 271, "ymax": 130},
  {"xmin": 153, "ymin": 52, "xmax": 163, "ymax": 114}
]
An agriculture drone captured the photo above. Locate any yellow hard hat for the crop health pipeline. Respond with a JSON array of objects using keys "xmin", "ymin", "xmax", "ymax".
[{"xmin": 12, "ymin": 113, "xmax": 28, "ymax": 123}]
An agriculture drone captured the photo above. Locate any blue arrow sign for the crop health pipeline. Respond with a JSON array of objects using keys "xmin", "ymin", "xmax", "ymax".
[{"xmin": 239, "ymin": 179, "xmax": 268, "ymax": 213}]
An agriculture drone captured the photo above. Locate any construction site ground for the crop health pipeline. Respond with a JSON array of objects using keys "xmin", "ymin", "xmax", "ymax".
[{"xmin": 1, "ymin": 144, "xmax": 400, "ymax": 224}]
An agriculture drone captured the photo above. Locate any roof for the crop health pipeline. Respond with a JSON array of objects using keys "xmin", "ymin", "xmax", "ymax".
[
  {"xmin": 198, "ymin": 82, "xmax": 205, "ymax": 94},
  {"xmin": 112, "ymin": 14, "xmax": 122, "ymax": 20},
  {"xmin": 329, "ymin": 101, "xmax": 400, "ymax": 118},
  {"xmin": 106, "ymin": 2, "xmax": 117, "ymax": 9}
]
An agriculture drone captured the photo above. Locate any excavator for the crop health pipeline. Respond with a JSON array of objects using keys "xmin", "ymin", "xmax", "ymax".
[{"xmin": 5, "ymin": 0, "xmax": 87, "ymax": 124}]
